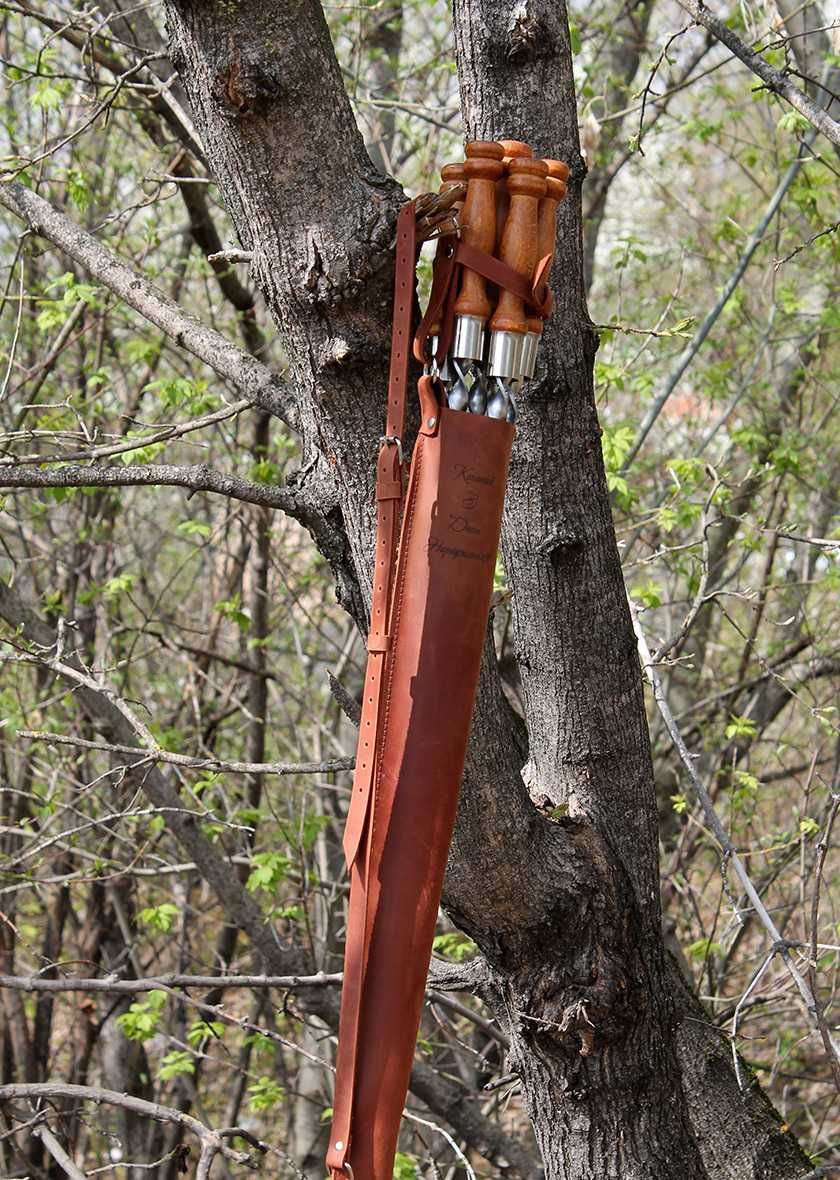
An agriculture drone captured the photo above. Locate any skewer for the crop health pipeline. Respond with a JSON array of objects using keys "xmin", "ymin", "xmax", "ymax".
[
  {"xmin": 515, "ymin": 159, "xmax": 569, "ymax": 396},
  {"xmin": 449, "ymin": 141, "xmax": 504, "ymax": 411},
  {"xmin": 428, "ymin": 162, "xmax": 466, "ymax": 390},
  {"xmin": 487, "ymin": 157, "xmax": 547, "ymax": 419}
]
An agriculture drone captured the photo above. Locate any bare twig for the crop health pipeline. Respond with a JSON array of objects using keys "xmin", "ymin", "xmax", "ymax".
[
  {"xmin": 0, "ymin": 461, "xmax": 303, "ymax": 515},
  {"xmin": 0, "ymin": 397, "xmax": 251, "ymax": 467},
  {"xmin": 774, "ymin": 219, "xmax": 839, "ymax": 267},
  {"xmin": 0, "ymin": 971, "xmax": 341, "ymax": 993},
  {"xmin": 808, "ymin": 794, "xmax": 840, "ymax": 1092},
  {"xmin": 629, "ymin": 595, "xmax": 840, "ymax": 1084},
  {"xmin": 620, "ymin": 130, "xmax": 816, "ymax": 473},
  {"xmin": 0, "ymin": 182, "xmax": 286, "ymax": 419},
  {"xmin": 676, "ymin": 0, "xmax": 840, "ymax": 146},
  {"xmin": 652, "ymin": 475, "xmax": 719, "ymax": 663},
  {"xmin": 18, "ymin": 728, "xmax": 353, "ymax": 776},
  {"xmin": 1, "ymin": 1083, "xmax": 257, "ymax": 1175},
  {"xmin": 206, "ymin": 248, "xmax": 254, "ymax": 264},
  {"xmin": 32, "ymin": 1124, "xmax": 87, "ymax": 1180}
]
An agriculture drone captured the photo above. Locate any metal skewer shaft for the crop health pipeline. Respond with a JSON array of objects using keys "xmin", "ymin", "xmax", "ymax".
[
  {"xmin": 487, "ymin": 157, "xmax": 548, "ymax": 417},
  {"xmin": 517, "ymin": 159, "xmax": 570, "ymax": 389},
  {"xmin": 449, "ymin": 140, "xmax": 504, "ymax": 411}
]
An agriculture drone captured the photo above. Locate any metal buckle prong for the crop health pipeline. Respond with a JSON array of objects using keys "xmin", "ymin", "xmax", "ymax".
[{"xmin": 379, "ymin": 434, "xmax": 403, "ymax": 466}]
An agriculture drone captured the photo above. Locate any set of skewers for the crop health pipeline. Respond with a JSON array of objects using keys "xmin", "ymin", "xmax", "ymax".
[{"xmin": 426, "ymin": 140, "xmax": 569, "ymax": 422}]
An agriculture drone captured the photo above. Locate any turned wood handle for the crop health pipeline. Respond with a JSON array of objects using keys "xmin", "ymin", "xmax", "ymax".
[
  {"xmin": 499, "ymin": 139, "xmax": 532, "ymax": 161},
  {"xmin": 453, "ymin": 140, "xmax": 504, "ymax": 321},
  {"xmin": 440, "ymin": 161, "xmax": 467, "ymax": 207},
  {"xmin": 489, "ymin": 157, "xmax": 547, "ymax": 336},
  {"xmin": 429, "ymin": 162, "xmax": 467, "ymax": 336},
  {"xmin": 496, "ymin": 140, "xmax": 532, "ymax": 250},
  {"xmin": 526, "ymin": 159, "xmax": 569, "ymax": 334}
]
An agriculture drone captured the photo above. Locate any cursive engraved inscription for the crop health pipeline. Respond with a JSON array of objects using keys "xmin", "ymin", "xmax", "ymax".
[
  {"xmin": 453, "ymin": 464, "xmax": 495, "ymax": 486},
  {"xmin": 429, "ymin": 537, "xmax": 493, "ymax": 563},
  {"xmin": 448, "ymin": 515, "xmax": 480, "ymax": 535}
]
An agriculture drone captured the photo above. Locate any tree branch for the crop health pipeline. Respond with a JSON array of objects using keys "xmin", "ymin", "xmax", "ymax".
[
  {"xmin": 676, "ymin": 0, "xmax": 840, "ymax": 146},
  {"xmin": 32, "ymin": 1124, "xmax": 87, "ymax": 1180},
  {"xmin": 0, "ymin": 397, "xmax": 251, "ymax": 466},
  {"xmin": 0, "ymin": 461, "xmax": 304, "ymax": 515},
  {"xmin": 0, "ymin": 972, "xmax": 341, "ymax": 994},
  {"xmin": 1, "ymin": 1083, "xmax": 257, "ymax": 1175},
  {"xmin": 0, "ymin": 181, "xmax": 286, "ymax": 421},
  {"xmin": 629, "ymin": 594, "xmax": 840, "ymax": 1084},
  {"xmin": 621, "ymin": 131, "xmax": 816, "ymax": 472},
  {"xmin": 0, "ymin": 579, "xmax": 538, "ymax": 1177},
  {"xmin": 18, "ymin": 727, "xmax": 353, "ymax": 777}
]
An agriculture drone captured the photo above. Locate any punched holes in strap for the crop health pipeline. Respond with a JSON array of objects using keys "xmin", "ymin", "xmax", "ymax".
[{"xmin": 386, "ymin": 203, "xmax": 417, "ymax": 443}]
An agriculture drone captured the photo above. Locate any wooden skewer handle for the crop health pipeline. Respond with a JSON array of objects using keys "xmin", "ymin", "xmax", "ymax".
[
  {"xmin": 440, "ymin": 161, "xmax": 467, "ymax": 204},
  {"xmin": 526, "ymin": 159, "xmax": 569, "ymax": 335},
  {"xmin": 453, "ymin": 141, "xmax": 504, "ymax": 322},
  {"xmin": 495, "ymin": 140, "xmax": 532, "ymax": 251},
  {"xmin": 489, "ymin": 157, "xmax": 547, "ymax": 336}
]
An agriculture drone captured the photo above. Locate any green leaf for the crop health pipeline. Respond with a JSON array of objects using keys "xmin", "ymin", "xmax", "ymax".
[
  {"xmin": 215, "ymin": 595, "xmax": 250, "ymax": 632},
  {"xmin": 687, "ymin": 937, "xmax": 721, "ymax": 962},
  {"xmin": 631, "ymin": 580, "xmax": 661, "ymax": 609},
  {"xmin": 159, "ymin": 1050, "xmax": 196, "ymax": 1081},
  {"xmin": 178, "ymin": 520, "xmax": 211, "ymax": 540},
  {"xmin": 670, "ymin": 793, "xmax": 688, "ymax": 815},
  {"xmin": 187, "ymin": 1019, "xmax": 224, "ymax": 1047},
  {"xmin": 250, "ymin": 459, "xmax": 279, "ymax": 485},
  {"xmin": 246, "ymin": 851, "xmax": 291, "ymax": 893},
  {"xmin": 777, "ymin": 110, "xmax": 810, "ymax": 135},
  {"xmin": 119, "ymin": 435, "xmax": 165, "ymax": 465},
  {"xmin": 601, "ymin": 424, "xmax": 634, "ymax": 472},
  {"xmin": 31, "ymin": 81, "xmax": 63, "ymax": 111},
  {"xmin": 66, "ymin": 169, "xmax": 91, "ymax": 210},
  {"xmin": 138, "ymin": 902, "xmax": 179, "ymax": 933},
  {"xmin": 393, "ymin": 1152, "xmax": 418, "ymax": 1179},
  {"xmin": 103, "ymin": 573, "xmax": 136, "ymax": 600},
  {"xmin": 725, "ymin": 715, "xmax": 757, "ymax": 740},
  {"xmin": 432, "ymin": 932, "xmax": 477, "ymax": 962},
  {"xmin": 247, "ymin": 1076, "xmax": 284, "ymax": 1112},
  {"xmin": 117, "ymin": 991, "xmax": 167, "ymax": 1041}
]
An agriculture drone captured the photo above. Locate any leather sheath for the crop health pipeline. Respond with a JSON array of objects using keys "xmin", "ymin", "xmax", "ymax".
[{"xmin": 327, "ymin": 202, "xmax": 514, "ymax": 1180}]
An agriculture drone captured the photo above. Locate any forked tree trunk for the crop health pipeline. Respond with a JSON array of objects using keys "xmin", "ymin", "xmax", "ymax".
[{"xmin": 161, "ymin": 2, "xmax": 812, "ymax": 1176}]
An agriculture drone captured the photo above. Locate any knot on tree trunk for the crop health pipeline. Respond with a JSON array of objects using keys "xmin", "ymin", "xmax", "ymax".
[
  {"xmin": 213, "ymin": 47, "xmax": 284, "ymax": 117},
  {"xmin": 506, "ymin": 6, "xmax": 558, "ymax": 64}
]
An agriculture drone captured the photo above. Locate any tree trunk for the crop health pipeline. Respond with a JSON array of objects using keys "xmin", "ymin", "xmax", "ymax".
[{"xmin": 159, "ymin": 1, "xmax": 812, "ymax": 1176}]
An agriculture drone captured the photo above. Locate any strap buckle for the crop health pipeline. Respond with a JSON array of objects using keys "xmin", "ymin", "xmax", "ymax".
[{"xmin": 379, "ymin": 434, "xmax": 403, "ymax": 466}]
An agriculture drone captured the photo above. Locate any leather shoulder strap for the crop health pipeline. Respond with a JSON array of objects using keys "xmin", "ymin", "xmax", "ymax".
[
  {"xmin": 341, "ymin": 199, "xmax": 417, "ymax": 871},
  {"xmin": 328, "ymin": 204, "xmax": 419, "ymax": 1179}
]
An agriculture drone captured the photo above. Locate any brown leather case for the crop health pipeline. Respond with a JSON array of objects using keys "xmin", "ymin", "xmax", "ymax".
[{"xmin": 327, "ymin": 403, "xmax": 513, "ymax": 1178}]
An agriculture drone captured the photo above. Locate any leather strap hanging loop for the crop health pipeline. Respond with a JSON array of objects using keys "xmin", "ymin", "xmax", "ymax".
[
  {"xmin": 456, "ymin": 240, "xmax": 554, "ymax": 319},
  {"xmin": 328, "ymin": 200, "xmax": 419, "ymax": 1180}
]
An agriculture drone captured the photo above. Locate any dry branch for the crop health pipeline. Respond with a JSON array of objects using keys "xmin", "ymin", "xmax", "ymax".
[
  {"xmin": 676, "ymin": 0, "xmax": 840, "ymax": 146},
  {"xmin": 0, "ymin": 181, "xmax": 286, "ymax": 420},
  {"xmin": 1, "ymin": 1083, "xmax": 258, "ymax": 1177}
]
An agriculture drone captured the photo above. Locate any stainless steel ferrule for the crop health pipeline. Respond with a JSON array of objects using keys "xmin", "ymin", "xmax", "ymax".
[
  {"xmin": 429, "ymin": 335, "xmax": 452, "ymax": 382},
  {"xmin": 487, "ymin": 330, "xmax": 525, "ymax": 381},
  {"xmin": 452, "ymin": 315, "xmax": 485, "ymax": 363},
  {"xmin": 519, "ymin": 331, "xmax": 540, "ymax": 380}
]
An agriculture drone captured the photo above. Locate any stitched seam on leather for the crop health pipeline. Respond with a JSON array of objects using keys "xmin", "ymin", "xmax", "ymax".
[{"xmin": 372, "ymin": 433, "xmax": 425, "ymax": 850}]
